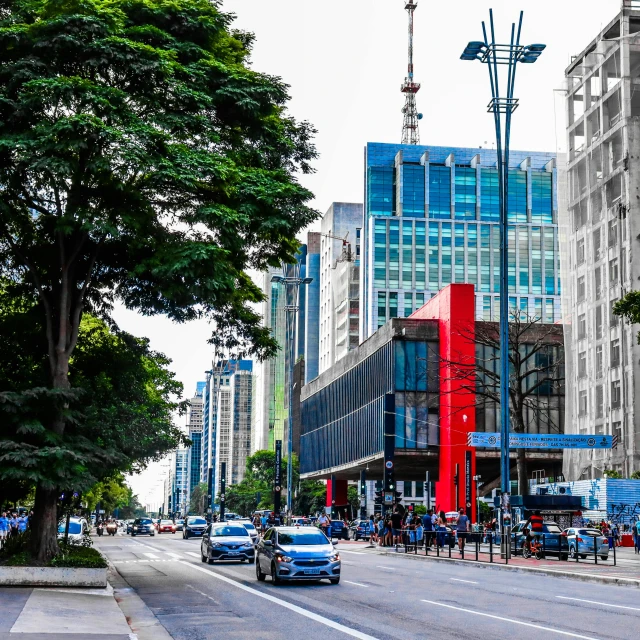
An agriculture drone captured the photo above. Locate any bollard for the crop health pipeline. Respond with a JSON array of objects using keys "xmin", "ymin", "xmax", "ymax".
[
  {"xmin": 448, "ymin": 532, "xmax": 452, "ymax": 558},
  {"xmin": 613, "ymin": 535, "xmax": 617, "ymax": 566},
  {"xmin": 476, "ymin": 538, "xmax": 479, "ymax": 562},
  {"xmin": 542, "ymin": 533, "xmax": 546, "ymax": 560},
  {"xmin": 489, "ymin": 535, "xmax": 493, "ymax": 563},
  {"xmin": 594, "ymin": 535, "xmax": 598, "ymax": 565}
]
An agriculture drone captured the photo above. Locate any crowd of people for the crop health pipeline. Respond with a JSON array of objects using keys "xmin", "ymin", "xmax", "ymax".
[{"xmin": 0, "ymin": 511, "xmax": 31, "ymax": 549}]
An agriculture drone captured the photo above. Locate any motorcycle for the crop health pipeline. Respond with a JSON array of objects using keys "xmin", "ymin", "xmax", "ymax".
[
  {"xmin": 96, "ymin": 523, "xmax": 104, "ymax": 537},
  {"xmin": 106, "ymin": 521, "xmax": 118, "ymax": 536}
]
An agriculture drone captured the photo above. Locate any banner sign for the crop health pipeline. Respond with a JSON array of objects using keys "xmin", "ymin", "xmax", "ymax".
[
  {"xmin": 467, "ymin": 433, "xmax": 613, "ymax": 449},
  {"xmin": 465, "ymin": 450, "xmax": 472, "ymax": 518},
  {"xmin": 274, "ymin": 440, "xmax": 282, "ymax": 514}
]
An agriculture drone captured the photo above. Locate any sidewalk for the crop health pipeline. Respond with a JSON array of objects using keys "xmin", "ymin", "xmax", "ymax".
[{"xmin": 364, "ymin": 541, "xmax": 640, "ymax": 587}]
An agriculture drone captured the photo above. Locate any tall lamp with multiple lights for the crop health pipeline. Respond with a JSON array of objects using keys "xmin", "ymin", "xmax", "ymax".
[
  {"xmin": 271, "ymin": 265, "xmax": 312, "ymax": 522},
  {"xmin": 460, "ymin": 10, "xmax": 545, "ymax": 542}
]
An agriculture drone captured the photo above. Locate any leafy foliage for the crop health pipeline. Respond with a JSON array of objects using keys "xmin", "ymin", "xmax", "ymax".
[{"xmin": 189, "ymin": 482, "xmax": 209, "ymax": 515}]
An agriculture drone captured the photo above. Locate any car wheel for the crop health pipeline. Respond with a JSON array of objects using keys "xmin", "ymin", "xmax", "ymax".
[
  {"xmin": 579, "ymin": 554, "xmax": 587, "ymax": 559},
  {"xmin": 600, "ymin": 555, "xmax": 608, "ymax": 561},
  {"xmin": 569, "ymin": 545, "xmax": 577, "ymax": 559},
  {"xmin": 248, "ymin": 557, "xmax": 255, "ymax": 564},
  {"xmin": 131, "ymin": 533, "xmax": 136, "ymax": 537},
  {"xmin": 354, "ymin": 534, "xmax": 359, "ymax": 541},
  {"xmin": 271, "ymin": 562, "xmax": 281, "ymax": 584},
  {"xmin": 173, "ymin": 531, "xmax": 176, "ymax": 535},
  {"xmin": 330, "ymin": 577, "xmax": 340, "ymax": 585},
  {"xmin": 158, "ymin": 530, "xmax": 161, "ymax": 534},
  {"xmin": 559, "ymin": 554, "xmax": 568, "ymax": 561},
  {"xmin": 151, "ymin": 531, "xmax": 155, "ymax": 536},
  {"xmin": 256, "ymin": 560, "xmax": 266, "ymax": 581}
]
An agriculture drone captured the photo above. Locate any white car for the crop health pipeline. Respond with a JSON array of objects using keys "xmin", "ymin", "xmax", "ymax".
[{"xmin": 57, "ymin": 518, "xmax": 85, "ymax": 544}]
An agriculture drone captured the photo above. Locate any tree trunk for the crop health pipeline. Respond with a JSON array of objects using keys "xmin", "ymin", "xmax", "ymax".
[
  {"xmin": 31, "ymin": 484, "xmax": 60, "ymax": 563},
  {"xmin": 517, "ymin": 447, "xmax": 528, "ymax": 496}
]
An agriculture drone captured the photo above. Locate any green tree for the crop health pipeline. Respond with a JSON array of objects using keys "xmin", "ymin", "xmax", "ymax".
[
  {"xmin": 0, "ymin": 0, "xmax": 316, "ymax": 561},
  {"xmin": 189, "ymin": 482, "xmax": 209, "ymax": 515}
]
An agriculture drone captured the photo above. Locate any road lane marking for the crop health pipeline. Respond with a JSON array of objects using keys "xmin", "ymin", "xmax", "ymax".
[
  {"xmin": 375, "ymin": 566, "xmax": 396, "ymax": 571},
  {"xmin": 185, "ymin": 584, "xmax": 218, "ymax": 603},
  {"xmin": 421, "ymin": 600, "xmax": 601, "ymax": 640},
  {"xmin": 179, "ymin": 561, "xmax": 379, "ymax": 640},
  {"xmin": 143, "ymin": 553, "xmax": 160, "ymax": 559},
  {"xmin": 556, "ymin": 596, "xmax": 640, "ymax": 612},
  {"xmin": 166, "ymin": 552, "xmax": 183, "ymax": 559},
  {"xmin": 450, "ymin": 578, "xmax": 478, "ymax": 584},
  {"xmin": 344, "ymin": 581, "xmax": 369, "ymax": 587},
  {"xmin": 185, "ymin": 552, "xmax": 201, "ymax": 558},
  {"xmin": 339, "ymin": 550, "xmax": 365, "ymax": 555}
]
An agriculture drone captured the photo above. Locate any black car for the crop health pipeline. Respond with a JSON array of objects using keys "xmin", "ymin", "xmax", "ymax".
[
  {"xmin": 183, "ymin": 516, "xmax": 208, "ymax": 539},
  {"xmin": 201, "ymin": 523, "xmax": 255, "ymax": 564},
  {"xmin": 131, "ymin": 518, "xmax": 155, "ymax": 537}
]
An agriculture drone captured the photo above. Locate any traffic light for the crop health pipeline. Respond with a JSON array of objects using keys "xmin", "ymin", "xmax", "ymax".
[
  {"xmin": 408, "ymin": 503, "xmax": 414, "ymax": 512},
  {"xmin": 374, "ymin": 490, "xmax": 383, "ymax": 505},
  {"xmin": 394, "ymin": 491, "xmax": 403, "ymax": 505}
]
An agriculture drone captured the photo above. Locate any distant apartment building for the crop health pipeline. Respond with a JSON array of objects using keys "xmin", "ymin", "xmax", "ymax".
[
  {"xmin": 319, "ymin": 203, "xmax": 362, "ymax": 374},
  {"xmin": 251, "ymin": 234, "xmax": 320, "ymax": 452},
  {"xmin": 165, "ymin": 448, "xmax": 189, "ymax": 517},
  {"xmin": 360, "ymin": 142, "xmax": 560, "ymax": 340},
  {"xmin": 201, "ymin": 360, "xmax": 253, "ymax": 499},
  {"xmin": 187, "ymin": 382, "xmax": 205, "ymax": 501},
  {"xmin": 561, "ymin": 0, "xmax": 640, "ymax": 479}
]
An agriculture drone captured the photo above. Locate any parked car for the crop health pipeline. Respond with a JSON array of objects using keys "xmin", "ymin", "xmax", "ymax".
[
  {"xmin": 239, "ymin": 520, "xmax": 259, "ymax": 545},
  {"xmin": 562, "ymin": 527, "xmax": 609, "ymax": 560},
  {"xmin": 175, "ymin": 519, "xmax": 185, "ymax": 531},
  {"xmin": 327, "ymin": 519, "xmax": 348, "ymax": 540},
  {"xmin": 57, "ymin": 518, "xmax": 84, "ymax": 544},
  {"xmin": 255, "ymin": 526, "xmax": 341, "ymax": 585},
  {"xmin": 183, "ymin": 516, "xmax": 208, "ymax": 539},
  {"xmin": 131, "ymin": 518, "xmax": 156, "ymax": 537},
  {"xmin": 158, "ymin": 520, "xmax": 176, "ymax": 534},
  {"xmin": 201, "ymin": 523, "xmax": 254, "ymax": 564},
  {"xmin": 511, "ymin": 521, "xmax": 565, "ymax": 558},
  {"xmin": 350, "ymin": 519, "xmax": 372, "ymax": 541}
]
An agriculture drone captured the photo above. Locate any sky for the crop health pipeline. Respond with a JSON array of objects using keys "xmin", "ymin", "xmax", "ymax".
[{"xmin": 124, "ymin": 0, "xmax": 621, "ymax": 505}]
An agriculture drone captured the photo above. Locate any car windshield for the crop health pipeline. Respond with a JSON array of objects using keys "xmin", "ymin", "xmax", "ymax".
[
  {"xmin": 579, "ymin": 529, "xmax": 602, "ymax": 536},
  {"xmin": 278, "ymin": 531, "xmax": 330, "ymax": 545},
  {"xmin": 160, "ymin": 520, "xmax": 173, "ymax": 525},
  {"xmin": 138, "ymin": 519, "xmax": 152, "ymax": 524},
  {"xmin": 188, "ymin": 518, "xmax": 206, "ymax": 525},
  {"xmin": 58, "ymin": 522, "xmax": 82, "ymax": 534},
  {"xmin": 243, "ymin": 523, "xmax": 256, "ymax": 531},
  {"xmin": 543, "ymin": 523, "xmax": 562, "ymax": 533},
  {"xmin": 211, "ymin": 526, "xmax": 249, "ymax": 537}
]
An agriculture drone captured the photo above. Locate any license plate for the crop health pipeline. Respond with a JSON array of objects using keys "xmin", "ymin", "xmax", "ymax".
[
  {"xmin": 304, "ymin": 568, "xmax": 320, "ymax": 575},
  {"xmin": 228, "ymin": 551, "xmax": 239, "ymax": 555}
]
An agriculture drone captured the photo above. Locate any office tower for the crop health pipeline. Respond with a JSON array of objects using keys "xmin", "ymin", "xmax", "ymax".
[
  {"xmin": 319, "ymin": 203, "xmax": 363, "ymax": 374},
  {"xmin": 165, "ymin": 448, "xmax": 189, "ymax": 517},
  {"xmin": 562, "ymin": 0, "xmax": 640, "ymax": 479},
  {"xmin": 187, "ymin": 382, "xmax": 204, "ymax": 502},
  {"xmin": 252, "ymin": 234, "xmax": 321, "ymax": 451},
  {"xmin": 360, "ymin": 143, "xmax": 560, "ymax": 340},
  {"xmin": 201, "ymin": 360, "xmax": 253, "ymax": 498}
]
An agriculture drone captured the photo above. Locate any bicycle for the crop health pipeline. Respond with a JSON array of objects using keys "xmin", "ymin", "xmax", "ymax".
[{"xmin": 522, "ymin": 536, "xmax": 543, "ymax": 560}]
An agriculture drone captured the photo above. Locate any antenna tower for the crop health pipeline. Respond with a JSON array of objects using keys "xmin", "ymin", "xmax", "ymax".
[{"xmin": 401, "ymin": 0, "xmax": 422, "ymax": 145}]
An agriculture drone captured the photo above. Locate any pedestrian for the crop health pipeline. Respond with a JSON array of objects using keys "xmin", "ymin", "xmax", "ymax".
[
  {"xmin": 384, "ymin": 516, "xmax": 393, "ymax": 547},
  {"xmin": 9, "ymin": 513, "xmax": 19, "ymax": 538},
  {"xmin": 456, "ymin": 508, "xmax": 470, "ymax": 553},
  {"xmin": 635, "ymin": 520, "xmax": 640, "ymax": 554},
  {"xmin": 0, "ymin": 511, "xmax": 9, "ymax": 549},
  {"xmin": 17, "ymin": 514, "xmax": 27, "ymax": 534},
  {"xmin": 415, "ymin": 517, "xmax": 424, "ymax": 548},
  {"xmin": 436, "ymin": 510, "xmax": 447, "ymax": 549},
  {"xmin": 377, "ymin": 517, "xmax": 385, "ymax": 546},
  {"xmin": 390, "ymin": 508, "xmax": 403, "ymax": 546},
  {"xmin": 318, "ymin": 512, "xmax": 330, "ymax": 538},
  {"xmin": 423, "ymin": 509, "xmax": 434, "ymax": 549}
]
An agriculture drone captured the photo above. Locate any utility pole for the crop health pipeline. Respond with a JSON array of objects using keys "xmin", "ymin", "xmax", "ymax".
[{"xmin": 219, "ymin": 462, "xmax": 226, "ymax": 522}]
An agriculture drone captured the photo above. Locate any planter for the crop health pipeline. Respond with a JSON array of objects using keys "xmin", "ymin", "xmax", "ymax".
[{"xmin": 0, "ymin": 566, "xmax": 107, "ymax": 587}]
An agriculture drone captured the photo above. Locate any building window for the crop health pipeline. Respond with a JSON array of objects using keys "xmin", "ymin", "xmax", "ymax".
[
  {"xmin": 389, "ymin": 292, "xmax": 398, "ymax": 319},
  {"xmin": 377, "ymin": 292, "xmax": 386, "ymax": 328},
  {"xmin": 415, "ymin": 482, "xmax": 424, "ymax": 498},
  {"xmin": 404, "ymin": 482, "xmax": 413, "ymax": 498},
  {"xmin": 404, "ymin": 293, "xmax": 413, "ymax": 317},
  {"xmin": 578, "ymin": 313, "xmax": 586, "ymax": 340},
  {"xmin": 416, "ymin": 292, "xmax": 424, "ymax": 308},
  {"xmin": 507, "ymin": 170, "xmax": 527, "ymax": 223},
  {"xmin": 594, "ymin": 268, "xmax": 602, "ymax": 300},
  {"xmin": 454, "ymin": 167, "xmax": 477, "ymax": 220},
  {"xmin": 610, "ymin": 338, "xmax": 620, "ymax": 367},
  {"xmin": 531, "ymin": 172, "xmax": 553, "ymax": 224},
  {"xmin": 480, "ymin": 168, "xmax": 499, "ymax": 222},
  {"xmin": 577, "ymin": 275, "xmax": 586, "ymax": 302},
  {"xmin": 593, "ymin": 227, "xmax": 602, "ymax": 262},
  {"xmin": 577, "ymin": 238, "xmax": 585, "ymax": 265},
  {"xmin": 609, "ymin": 258, "xmax": 619, "ymax": 285},
  {"xmin": 610, "ymin": 299, "xmax": 619, "ymax": 327},
  {"xmin": 441, "ymin": 223, "xmax": 452, "ymax": 285},
  {"xmin": 545, "ymin": 299, "xmax": 554, "ymax": 324},
  {"xmin": 428, "ymin": 222, "xmax": 439, "ymax": 289},
  {"xmin": 389, "ymin": 220, "xmax": 400, "ymax": 287},
  {"xmin": 608, "ymin": 218, "xmax": 618, "ymax": 248},
  {"xmin": 368, "ymin": 166, "xmax": 394, "ymax": 216},
  {"xmin": 595, "ymin": 385, "xmax": 604, "ymax": 419},
  {"xmin": 429, "ymin": 166, "xmax": 451, "ymax": 219},
  {"xmin": 403, "ymin": 165, "xmax": 426, "ymax": 217},
  {"xmin": 578, "ymin": 351, "xmax": 587, "ymax": 378},
  {"xmin": 595, "ymin": 306, "xmax": 603, "ymax": 340},
  {"xmin": 613, "ymin": 421, "xmax": 622, "ymax": 446},
  {"xmin": 483, "ymin": 296, "xmax": 492, "ymax": 321},
  {"xmin": 611, "ymin": 380, "xmax": 621, "ymax": 409},
  {"xmin": 595, "ymin": 345, "xmax": 603, "ymax": 378},
  {"xmin": 578, "ymin": 390, "xmax": 588, "ymax": 416}
]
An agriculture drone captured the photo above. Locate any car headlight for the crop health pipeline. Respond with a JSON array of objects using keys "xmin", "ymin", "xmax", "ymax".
[
  {"xmin": 243, "ymin": 542, "xmax": 253, "ymax": 548},
  {"xmin": 133, "ymin": 526, "xmax": 138, "ymax": 530},
  {"xmin": 211, "ymin": 542, "xmax": 222, "ymax": 547},
  {"xmin": 329, "ymin": 553, "xmax": 340, "ymax": 562},
  {"xmin": 276, "ymin": 553, "xmax": 293, "ymax": 563}
]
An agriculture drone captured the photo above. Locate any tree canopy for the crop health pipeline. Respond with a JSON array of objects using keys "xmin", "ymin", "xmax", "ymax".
[{"xmin": 0, "ymin": 0, "xmax": 317, "ymax": 560}]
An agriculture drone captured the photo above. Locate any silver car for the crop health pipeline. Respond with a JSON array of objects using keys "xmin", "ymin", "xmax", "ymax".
[
  {"xmin": 239, "ymin": 520, "xmax": 259, "ymax": 545},
  {"xmin": 200, "ymin": 523, "xmax": 255, "ymax": 564},
  {"xmin": 562, "ymin": 527, "xmax": 610, "ymax": 560},
  {"xmin": 255, "ymin": 526, "xmax": 341, "ymax": 585}
]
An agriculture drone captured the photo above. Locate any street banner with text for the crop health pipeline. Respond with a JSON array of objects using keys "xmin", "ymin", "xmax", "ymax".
[{"xmin": 467, "ymin": 433, "xmax": 613, "ymax": 449}]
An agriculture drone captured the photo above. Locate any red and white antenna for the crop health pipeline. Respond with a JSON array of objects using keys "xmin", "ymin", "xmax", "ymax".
[{"xmin": 401, "ymin": 0, "xmax": 422, "ymax": 145}]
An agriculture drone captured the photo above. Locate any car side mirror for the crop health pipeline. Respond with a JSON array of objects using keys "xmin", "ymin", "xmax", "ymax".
[
  {"xmin": 333, "ymin": 540, "xmax": 339, "ymax": 545},
  {"xmin": 263, "ymin": 540, "xmax": 273, "ymax": 547}
]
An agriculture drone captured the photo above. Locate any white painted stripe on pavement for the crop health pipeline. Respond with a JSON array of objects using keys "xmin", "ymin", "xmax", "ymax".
[
  {"xmin": 557, "ymin": 596, "xmax": 640, "ymax": 612},
  {"xmin": 375, "ymin": 565, "xmax": 396, "ymax": 571},
  {"xmin": 143, "ymin": 553, "xmax": 160, "ymax": 559},
  {"xmin": 421, "ymin": 600, "xmax": 601, "ymax": 640},
  {"xmin": 166, "ymin": 552, "xmax": 183, "ymax": 559},
  {"xmin": 450, "ymin": 578, "xmax": 478, "ymax": 584},
  {"xmin": 344, "ymin": 581, "xmax": 369, "ymax": 588},
  {"xmin": 185, "ymin": 552, "xmax": 201, "ymax": 558},
  {"xmin": 339, "ymin": 550, "xmax": 365, "ymax": 555},
  {"xmin": 179, "ymin": 561, "xmax": 379, "ymax": 640}
]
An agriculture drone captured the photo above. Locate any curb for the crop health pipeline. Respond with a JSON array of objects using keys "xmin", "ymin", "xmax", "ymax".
[
  {"xmin": 377, "ymin": 550, "xmax": 640, "ymax": 588},
  {"xmin": 107, "ymin": 562, "xmax": 174, "ymax": 640}
]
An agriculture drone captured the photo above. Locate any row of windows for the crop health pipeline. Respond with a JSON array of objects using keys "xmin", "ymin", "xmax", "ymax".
[
  {"xmin": 372, "ymin": 218, "xmax": 559, "ymax": 296},
  {"xmin": 368, "ymin": 165, "xmax": 553, "ymax": 223}
]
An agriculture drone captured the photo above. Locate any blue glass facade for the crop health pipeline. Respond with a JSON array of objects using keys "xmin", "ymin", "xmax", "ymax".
[
  {"xmin": 189, "ymin": 431, "xmax": 201, "ymax": 493},
  {"xmin": 361, "ymin": 143, "xmax": 560, "ymax": 340}
]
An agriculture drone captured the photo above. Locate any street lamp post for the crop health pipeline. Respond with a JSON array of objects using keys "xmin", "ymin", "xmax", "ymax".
[
  {"xmin": 461, "ymin": 9, "xmax": 545, "ymax": 499},
  {"xmin": 271, "ymin": 266, "xmax": 312, "ymax": 524}
]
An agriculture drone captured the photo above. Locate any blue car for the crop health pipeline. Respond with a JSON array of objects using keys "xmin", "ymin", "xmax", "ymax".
[
  {"xmin": 511, "ymin": 521, "xmax": 566, "ymax": 558},
  {"xmin": 562, "ymin": 527, "xmax": 609, "ymax": 560},
  {"xmin": 352, "ymin": 519, "xmax": 372, "ymax": 541}
]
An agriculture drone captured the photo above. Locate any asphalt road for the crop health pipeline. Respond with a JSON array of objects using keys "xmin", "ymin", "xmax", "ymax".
[{"xmin": 96, "ymin": 533, "xmax": 638, "ymax": 640}]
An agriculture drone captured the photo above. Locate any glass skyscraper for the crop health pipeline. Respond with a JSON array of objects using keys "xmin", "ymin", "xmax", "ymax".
[{"xmin": 361, "ymin": 143, "xmax": 560, "ymax": 339}]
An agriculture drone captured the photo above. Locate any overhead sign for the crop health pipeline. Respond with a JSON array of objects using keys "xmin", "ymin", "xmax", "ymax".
[{"xmin": 467, "ymin": 433, "xmax": 614, "ymax": 449}]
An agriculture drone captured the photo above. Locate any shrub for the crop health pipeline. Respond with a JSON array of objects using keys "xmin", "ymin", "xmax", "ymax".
[{"xmin": 49, "ymin": 545, "xmax": 107, "ymax": 569}]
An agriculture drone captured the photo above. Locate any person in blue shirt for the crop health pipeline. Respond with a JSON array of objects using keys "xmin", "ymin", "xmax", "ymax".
[
  {"xmin": 17, "ymin": 515, "xmax": 27, "ymax": 533},
  {"xmin": 422, "ymin": 508, "xmax": 434, "ymax": 549},
  {"xmin": 10, "ymin": 514, "xmax": 19, "ymax": 537},
  {"xmin": 0, "ymin": 512, "xmax": 9, "ymax": 548}
]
